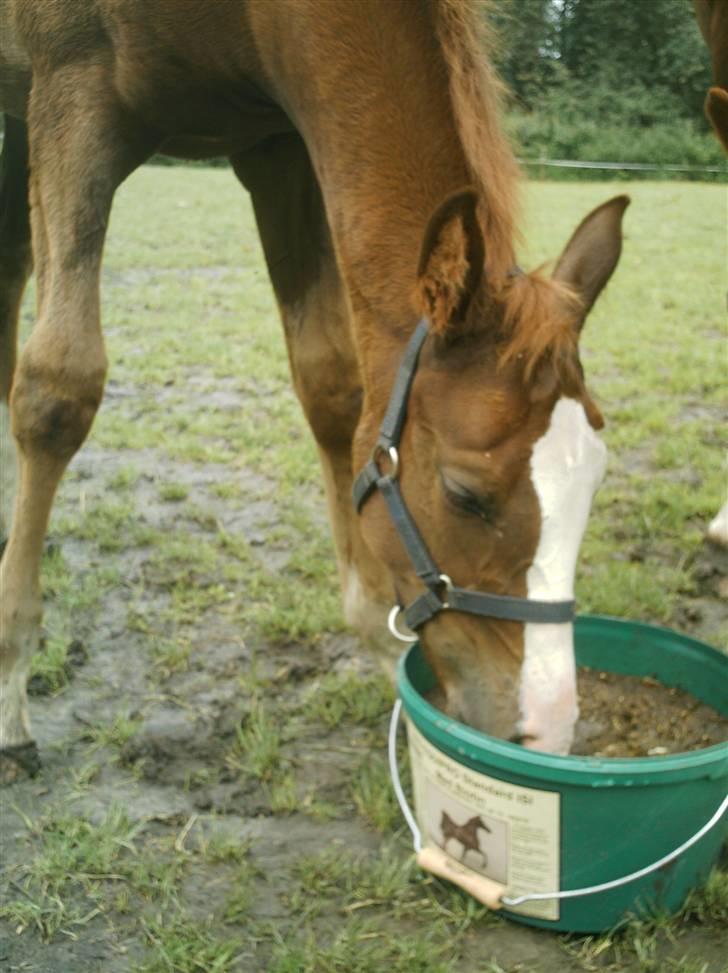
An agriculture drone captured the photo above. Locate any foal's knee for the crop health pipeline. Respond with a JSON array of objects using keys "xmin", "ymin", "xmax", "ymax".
[
  {"xmin": 11, "ymin": 354, "xmax": 106, "ymax": 461},
  {"xmin": 291, "ymin": 348, "xmax": 362, "ymax": 450}
]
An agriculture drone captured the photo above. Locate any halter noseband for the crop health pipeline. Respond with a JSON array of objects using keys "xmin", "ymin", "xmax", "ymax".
[{"xmin": 352, "ymin": 319, "xmax": 575, "ymax": 642}]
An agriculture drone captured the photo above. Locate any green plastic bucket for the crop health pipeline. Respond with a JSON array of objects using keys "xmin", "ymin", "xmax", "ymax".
[{"xmin": 392, "ymin": 614, "xmax": 728, "ymax": 933}]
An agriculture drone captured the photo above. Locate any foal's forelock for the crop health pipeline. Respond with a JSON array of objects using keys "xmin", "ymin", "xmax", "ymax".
[{"xmin": 496, "ymin": 271, "xmax": 584, "ymax": 385}]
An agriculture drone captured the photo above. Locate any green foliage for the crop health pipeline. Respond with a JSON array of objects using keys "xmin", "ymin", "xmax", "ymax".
[
  {"xmin": 489, "ymin": 0, "xmax": 564, "ymax": 109},
  {"xmin": 491, "ymin": 0, "xmax": 711, "ymax": 120},
  {"xmin": 507, "ymin": 113, "xmax": 724, "ymax": 180},
  {"xmin": 489, "ymin": 0, "xmax": 725, "ymax": 177},
  {"xmin": 557, "ymin": 0, "xmax": 710, "ymax": 118}
]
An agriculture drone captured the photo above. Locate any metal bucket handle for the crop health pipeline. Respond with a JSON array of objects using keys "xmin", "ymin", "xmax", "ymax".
[{"xmin": 389, "ymin": 699, "xmax": 728, "ymax": 910}]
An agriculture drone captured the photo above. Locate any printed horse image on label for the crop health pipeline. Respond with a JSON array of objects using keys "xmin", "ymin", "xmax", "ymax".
[
  {"xmin": 407, "ymin": 720, "xmax": 561, "ymax": 921},
  {"xmin": 440, "ymin": 810, "xmax": 494, "ymax": 870}
]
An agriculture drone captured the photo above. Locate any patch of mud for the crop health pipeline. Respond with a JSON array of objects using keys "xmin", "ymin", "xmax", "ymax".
[
  {"xmin": 1, "ymin": 937, "xmax": 137, "ymax": 973},
  {"xmin": 692, "ymin": 542, "xmax": 728, "ymax": 599}
]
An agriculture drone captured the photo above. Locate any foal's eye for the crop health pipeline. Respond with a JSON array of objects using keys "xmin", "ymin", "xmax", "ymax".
[{"xmin": 442, "ymin": 475, "xmax": 497, "ymax": 523}]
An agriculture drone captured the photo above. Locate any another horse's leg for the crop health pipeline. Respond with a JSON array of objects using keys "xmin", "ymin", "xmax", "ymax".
[
  {"xmin": 707, "ymin": 498, "xmax": 728, "ymax": 546},
  {"xmin": 693, "ymin": 3, "xmax": 728, "ymax": 543},
  {"xmin": 0, "ymin": 73, "xmax": 151, "ymax": 781},
  {"xmin": 231, "ymin": 136, "xmax": 396, "ymax": 664},
  {"xmin": 0, "ymin": 116, "xmax": 32, "ymax": 551}
]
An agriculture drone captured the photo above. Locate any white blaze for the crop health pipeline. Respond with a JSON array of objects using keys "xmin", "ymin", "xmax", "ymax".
[{"xmin": 519, "ymin": 398, "xmax": 607, "ymax": 754}]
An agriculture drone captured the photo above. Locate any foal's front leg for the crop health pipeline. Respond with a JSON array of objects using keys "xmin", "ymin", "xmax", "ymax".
[
  {"xmin": 0, "ymin": 71, "xmax": 151, "ymax": 781},
  {"xmin": 231, "ymin": 143, "xmax": 397, "ymax": 669}
]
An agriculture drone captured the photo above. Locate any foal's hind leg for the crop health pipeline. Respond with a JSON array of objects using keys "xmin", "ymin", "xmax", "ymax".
[
  {"xmin": 0, "ymin": 116, "xmax": 32, "ymax": 550},
  {"xmin": 231, "ymin": 137, "xmax": 396, "ymax": 664},
  {"xmin": 0, "ymin": 72, "xmax": 151, "ymax": 780}
]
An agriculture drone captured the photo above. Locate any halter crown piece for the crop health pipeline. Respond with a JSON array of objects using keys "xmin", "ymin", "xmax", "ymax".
[{"xmin": 352, "ymin": 319, "xmax": 575, "ymax": 642}]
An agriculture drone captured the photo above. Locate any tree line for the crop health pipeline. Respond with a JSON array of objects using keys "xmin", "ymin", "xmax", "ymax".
[{"xmin": 487, "ymin": 0, "xmax": 723, "ymax": 176}]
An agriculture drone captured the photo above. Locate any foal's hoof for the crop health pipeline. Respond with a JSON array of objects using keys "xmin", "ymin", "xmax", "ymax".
[{"xmin": 0, "ymin": 742, "xmax": 41, "ymax": 784}]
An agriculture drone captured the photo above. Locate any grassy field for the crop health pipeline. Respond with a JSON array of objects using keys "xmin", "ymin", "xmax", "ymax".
[{"xmin": 0, "ymin": 169, "xmax": 726, "ymax": 973}]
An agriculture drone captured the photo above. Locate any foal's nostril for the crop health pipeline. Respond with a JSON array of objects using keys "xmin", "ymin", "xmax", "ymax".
[{"xmin": 508, "ymin": 732, "xmax": 537, "ymax": 747}]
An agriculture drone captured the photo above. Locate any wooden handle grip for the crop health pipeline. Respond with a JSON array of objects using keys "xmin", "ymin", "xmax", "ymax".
[{"xmin": 416, "ymin": 845, "xmax": 505, "ymax": 910}]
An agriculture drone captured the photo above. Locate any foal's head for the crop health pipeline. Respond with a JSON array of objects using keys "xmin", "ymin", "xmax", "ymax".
[{"xmin": 356, "ymin": 190, "xmax": 629, "ymax": 754}]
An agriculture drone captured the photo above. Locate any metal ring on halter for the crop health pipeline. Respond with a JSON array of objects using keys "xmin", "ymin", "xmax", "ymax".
[
  {"xmin": 388, "ymin": 604, "xmax": 418, "ymax": 642},
  {"xmin": 438, "ymin": 574, "xmax": 453, "ymax": 609},
  {"xmin": 372, "ymin": 444, "xmax": 400, "ymax": 479}
]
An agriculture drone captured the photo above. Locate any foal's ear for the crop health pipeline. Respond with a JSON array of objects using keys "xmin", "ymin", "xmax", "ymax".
[
  {"xmin": 414, "ymin": 189, "xmax": 484, "ymax": 335},
  {"xmin": 553, "ymin": 195, "xmax": 630, "ymax": 327}
]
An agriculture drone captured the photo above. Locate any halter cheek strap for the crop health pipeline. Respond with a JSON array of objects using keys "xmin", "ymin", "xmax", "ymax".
[{"xmin": 352, "ymin": 319, "xmax": 575, "ymax": 637}]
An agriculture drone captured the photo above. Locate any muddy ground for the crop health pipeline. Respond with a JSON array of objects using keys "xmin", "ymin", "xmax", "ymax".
[{"xmin": 1, "ymin": 172, "xmax": 727, "ymax": 973}]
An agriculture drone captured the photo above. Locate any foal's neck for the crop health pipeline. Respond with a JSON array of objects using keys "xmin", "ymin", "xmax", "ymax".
[{"xmin": 267, "ymin": 4, "xmax": 478, "ymax": 334}]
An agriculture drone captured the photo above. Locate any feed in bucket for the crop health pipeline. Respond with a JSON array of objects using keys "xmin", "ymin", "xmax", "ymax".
[{"xmin": 390, "ymin": 615, "xmax": 728, "ymax": 933}]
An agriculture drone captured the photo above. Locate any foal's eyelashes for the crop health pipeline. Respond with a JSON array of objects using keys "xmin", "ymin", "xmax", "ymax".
[{"xmin": 441, "ymin": 472, "xmax": 497, "ymax": 523}]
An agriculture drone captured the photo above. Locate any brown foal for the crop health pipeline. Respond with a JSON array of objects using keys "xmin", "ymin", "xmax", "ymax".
[{"xmin": 0, "ymin": 0, "xmax": 628, "ymax": 779}]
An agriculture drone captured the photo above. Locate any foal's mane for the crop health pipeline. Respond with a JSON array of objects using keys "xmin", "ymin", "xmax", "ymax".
[
  {"xmin": 433, "ymin": 0, "xmax": 519, "ymax": 281},
  {"xmin": 433, "ymin": 0, "xmax": 582, "ymax": 383}
]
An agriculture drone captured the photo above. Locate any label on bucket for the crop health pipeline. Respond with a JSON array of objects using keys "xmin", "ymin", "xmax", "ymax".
[{"xmin": 407, "ymin": 720, "xmax": 561, "ymax": 920}]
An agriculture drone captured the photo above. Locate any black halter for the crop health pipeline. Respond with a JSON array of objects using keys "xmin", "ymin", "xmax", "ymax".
[{"xmin": 352, "ymin": 319, "xmax": 575, "ymax": 639}]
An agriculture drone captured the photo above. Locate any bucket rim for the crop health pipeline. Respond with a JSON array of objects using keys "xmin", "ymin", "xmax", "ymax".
[{"xmin": 398, "ymin": 614, "xmax": 728, "ymax": 787}]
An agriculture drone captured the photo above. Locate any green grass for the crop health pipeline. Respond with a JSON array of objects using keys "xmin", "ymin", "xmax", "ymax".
[
  {"xmin": 301, "ymin": 671, "xmax": 393, "ymax": 729},
  {"xmin": 1, "ymin": 805, "xmax": 149, "ymax": 939},
  {"xmin": 225, "ymin": 701, "xmax": 284, "ymax": 782},
  {"xmin": 134, "ymin": 916, "xmax": 242, "ymax": 973},
  {"xmin": 158, "ymin": 481, "xmax": 190, "ymax": 502},
  {"xmin": 266, "ymin": 921, "xmax": 454, "ymax": 973},
  {"xmin": 351, "ymin": 752, "xmax": 404, "ymax": 832},
  {"xmin": 56, "ymin": 496, "xmax": 158, "ymax": 553},
  {"xmin": 86, "ymin": 712, "xmax": 141, "ymax": 752}
]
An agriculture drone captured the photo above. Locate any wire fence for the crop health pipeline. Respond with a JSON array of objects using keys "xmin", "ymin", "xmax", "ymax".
[{"xmin": 517, "ymin": 157, "xmax": 727, "ymax": 175}]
